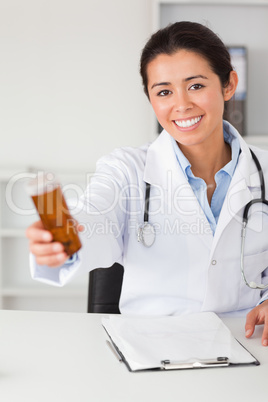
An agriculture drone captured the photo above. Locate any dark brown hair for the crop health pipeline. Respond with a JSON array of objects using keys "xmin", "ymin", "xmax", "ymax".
[{"xmin": 140, "ymin": 21, "xmax": 233, "ymax": 98}]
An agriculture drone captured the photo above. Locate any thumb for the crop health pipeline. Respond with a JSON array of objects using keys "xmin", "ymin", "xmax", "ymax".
[{"xmin": 77, "ymin": 223, "xmax": 85, "ymax": 232}]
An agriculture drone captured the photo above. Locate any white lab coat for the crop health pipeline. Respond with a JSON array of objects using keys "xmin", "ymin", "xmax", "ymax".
[{"xmin": 31, "ymin": 122, "xmax": 268, "ymax": 315}]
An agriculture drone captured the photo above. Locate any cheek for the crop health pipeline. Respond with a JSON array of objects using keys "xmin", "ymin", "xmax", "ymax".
[
  {"xmin": 201, "ymin": 91, "xmax": 225, "ymax": 114},
  {"xmin": 150, "ymin": 99, "xmax": 170, "ymax": 121}
]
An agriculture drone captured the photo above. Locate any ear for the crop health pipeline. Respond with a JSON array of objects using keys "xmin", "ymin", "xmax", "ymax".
[{"xmin": 223, "ymin": 70, "xmax": 239, "ymax": 101}]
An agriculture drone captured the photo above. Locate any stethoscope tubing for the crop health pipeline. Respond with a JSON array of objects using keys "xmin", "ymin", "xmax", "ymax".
[{"xmin": 241, "ymin": 149, "xmax": 268, "ymax": 289}]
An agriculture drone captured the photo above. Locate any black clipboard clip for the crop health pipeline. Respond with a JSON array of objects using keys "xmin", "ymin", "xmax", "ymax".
[{"xmin": 161, "ymin": 356, "xmax": 229, "ymax": 370}]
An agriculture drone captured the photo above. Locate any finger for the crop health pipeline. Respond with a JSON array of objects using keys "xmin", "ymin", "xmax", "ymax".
[
  {"xmin": 26, "ymin": 221, "xmax": 52, "ymax": 243},
  {"xmin": 261, "ymin": 322, "xmax": 268, "ymax": 347},
  {"xmin": 35, "ymin": 252, "xmax": 69, "ymax": 268},
  {"xmin": 245, "ymin": 310, "xmax": 258, "ymax": 338},
  {"xmin": 260, "ymin": 306, "xmax": 268, "ymax": 346},
  {"xmin": 29, "ymin": 241, "xmax": 64, "ymax": 257},
  {"xmin": 26, "ymin": 220, "xmax": 45, "ymax": 231}
]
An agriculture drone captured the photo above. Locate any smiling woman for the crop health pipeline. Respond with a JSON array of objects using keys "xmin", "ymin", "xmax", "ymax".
[
  {"xmin": 146, "ymin": 51, "xmax": 236, "ymax": 148},
  {"xmin": 27, "ymin": 21, "xmax": 268, "ymax": 347},
  {"xmin": 140, "ymin": 22, "xmax": 238, "ymax": 182},
  {"xmin": 139, "ymin": 22, "xmax": 238, "ymax": 204}
]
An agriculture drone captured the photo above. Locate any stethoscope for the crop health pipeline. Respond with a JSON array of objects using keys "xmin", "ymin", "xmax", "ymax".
[
  {"xmin": 137, "ymin": 149, "xmax": 268, "ymax": 290},
  {"xmin": 241, "ymin": 149, "xmax": 268, "ymax": 289},
  {"xmin": 137, "ymin": 182, "xmax": 156, "ymax": 248}
]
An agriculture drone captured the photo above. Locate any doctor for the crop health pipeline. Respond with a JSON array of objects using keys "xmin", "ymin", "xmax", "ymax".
[{"xmin": 26, "ymin": 21, "xmax": 268, "ymax": 345}]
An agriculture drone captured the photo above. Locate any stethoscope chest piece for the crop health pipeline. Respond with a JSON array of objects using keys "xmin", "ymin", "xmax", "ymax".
[
  {"xmin": 137, "ymin": 222, "xmax": 156, "ymax": 247},
  {"xmin": 137, "ymin": 182, "xmax": 156, "ymax": 247}
]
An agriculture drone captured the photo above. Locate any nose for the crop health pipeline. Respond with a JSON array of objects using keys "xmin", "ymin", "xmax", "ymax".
[{"xmin": 173, "ymin": 90, "xmax": 193, "ymax": 113}]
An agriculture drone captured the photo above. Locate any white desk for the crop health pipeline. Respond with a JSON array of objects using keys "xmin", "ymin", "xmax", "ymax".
[{"xmin": 0, "ymin": 310, "xmax": 267, "ymax": 402}]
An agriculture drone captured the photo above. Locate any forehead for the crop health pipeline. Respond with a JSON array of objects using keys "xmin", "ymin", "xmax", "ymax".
[{"xmin": 147, "ymin": 50, "xmax": 214, "ymax": 82}]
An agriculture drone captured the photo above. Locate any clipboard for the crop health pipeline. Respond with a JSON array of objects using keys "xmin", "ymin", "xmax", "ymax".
[{"xmin": 102, "ymin": 312, "xmax": 260, "ymax": 372}]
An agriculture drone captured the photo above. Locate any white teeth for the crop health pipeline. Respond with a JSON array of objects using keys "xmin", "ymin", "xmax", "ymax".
[{"xmin": 175, "ymin": 116, "xmax": 202, "ymax": 128}]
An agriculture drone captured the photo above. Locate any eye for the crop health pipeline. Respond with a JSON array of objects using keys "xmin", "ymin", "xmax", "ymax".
[
  {"xmin": 189, "ymin": 84, "xmax": 204, "ymax": 91},
  {"xmin": 157, "ymin": 89, "xmax": 172, "ymax": 97}
]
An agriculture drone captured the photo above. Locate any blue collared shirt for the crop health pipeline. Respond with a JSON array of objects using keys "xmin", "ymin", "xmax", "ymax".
[{"xmin": 171, "ymin": 123, "xmax": 240, "ymax": 235}]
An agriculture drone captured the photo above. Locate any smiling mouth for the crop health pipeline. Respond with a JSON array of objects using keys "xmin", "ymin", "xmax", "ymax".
[{"xmin": 174, "ymin": 116, "xmax": 202, "ymax": 128}]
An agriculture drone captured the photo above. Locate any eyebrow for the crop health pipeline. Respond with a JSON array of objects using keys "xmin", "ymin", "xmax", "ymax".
[
  {"xmin": 150, "ymin": 75, "xmax": 208, "ymax": 90},
  {"xmin": 185, "ymin": 75, "xmax": 208, "ymax": 82},
  {"xmin": 150, "ymin": 81, "xmax": 171, "ymax": 90}
]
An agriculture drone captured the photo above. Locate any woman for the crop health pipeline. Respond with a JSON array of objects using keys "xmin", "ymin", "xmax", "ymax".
[{"xmin": 27, "ymin": 22, "xmax": 268, "ymax": 345}]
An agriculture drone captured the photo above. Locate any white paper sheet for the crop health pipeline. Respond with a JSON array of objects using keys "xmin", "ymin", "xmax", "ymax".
[{"xmin": 102, "ymin": 312, "xmax": 258, "ymax": 371}]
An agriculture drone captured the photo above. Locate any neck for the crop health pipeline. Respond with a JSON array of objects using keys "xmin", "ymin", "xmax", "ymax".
[{"xmin": 178, "ymin": 138, "xmax": 231, "ymax": 204}]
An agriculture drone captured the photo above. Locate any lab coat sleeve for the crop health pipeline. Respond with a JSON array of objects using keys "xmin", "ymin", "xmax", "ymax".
[
  {"xmin": 29, "ymin": 199, "xmax": 125, "ymax": 287},
  {"xmin": 29, "ymin": 200, "xmax": 125, "ymax": 286},
  {"xmin": 258, "ymin": 267, "xmax": 268, "ymax": 304},
  {"xmin": 29, "ymin": 204, "xmax": 125, "ymax": 286},
  {"xmin": 258, "ymin": 295, "xmax": 268, "ymax": 304},
  {"xmin": 29, "ymin": 252, "xmax": 82, "ymax": 287},
  {"xmin": 29, "ymin": 145, "xmax": 147, "ymax": 286}
]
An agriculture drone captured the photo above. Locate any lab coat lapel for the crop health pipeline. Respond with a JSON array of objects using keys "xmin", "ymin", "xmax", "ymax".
[
  {"xmin": 143, "ymin": 131, "xmax": 214, "ymax": 243},
  {"xmin": 210, "ymin": 136, "xmax": 260, "ymax": 255},
  {"xmin": 143, "ymin": 130, "xmax": 185, "ymax": 190}
]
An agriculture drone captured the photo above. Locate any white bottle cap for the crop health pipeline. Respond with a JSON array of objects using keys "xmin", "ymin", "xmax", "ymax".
[{"xmin": 26, "ymin": 172, "xmax": 59, "ymax": 196}]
